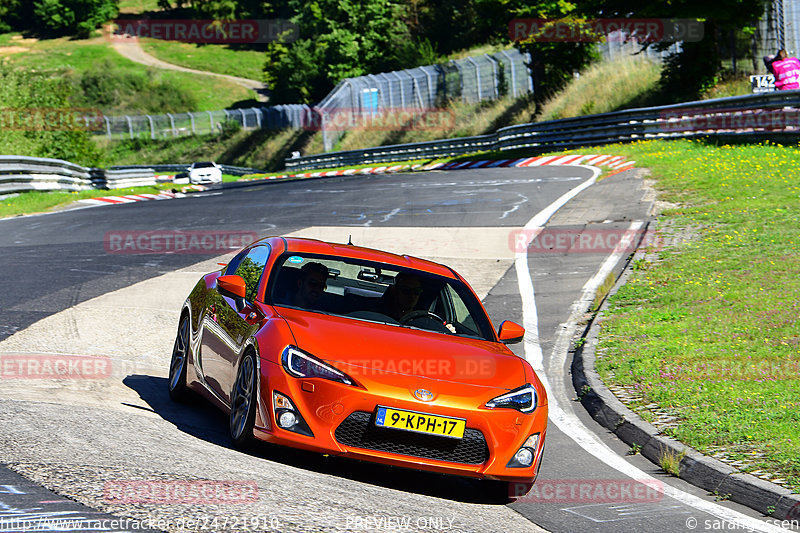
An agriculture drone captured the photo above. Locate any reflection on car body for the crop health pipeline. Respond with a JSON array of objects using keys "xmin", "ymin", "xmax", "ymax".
[{"xmin": 168, "ymin": 236, "xmax": 548, "ymax": 498}]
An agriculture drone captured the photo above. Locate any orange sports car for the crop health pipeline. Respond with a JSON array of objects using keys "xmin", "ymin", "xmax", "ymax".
[{"xmin": 168, "ymin": 236, "xmax": 547, "ymax": 496}]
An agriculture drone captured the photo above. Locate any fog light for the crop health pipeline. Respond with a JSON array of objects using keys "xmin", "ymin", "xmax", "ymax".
[
  {"xmin": 514, "ymin": 447, "xmax": 534, "ymax": 467},
  {"xmin": 270, "ymin": 390, "xmax": 314, "ymax": 437},
  {"xmin": 278, "ymin": 411, "xmax": 298, "ymax": 428}
]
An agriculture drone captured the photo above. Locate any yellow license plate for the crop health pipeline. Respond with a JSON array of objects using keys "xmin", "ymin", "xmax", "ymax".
[{"xmin": 375, "ymin": 406, "xmax": 466, "ymax": 439}]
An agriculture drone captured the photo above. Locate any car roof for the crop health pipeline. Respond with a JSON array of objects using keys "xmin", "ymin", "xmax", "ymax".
[{"xmin": 259, "ymin": 236, "xmax": 458, "ymax": 279}]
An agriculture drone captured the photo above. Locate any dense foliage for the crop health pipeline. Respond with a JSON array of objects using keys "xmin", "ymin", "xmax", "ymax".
[
  {"xmin": 0, "ymin": 68, "xmax": 101, "ymax": 165},
  {"xmin": 579, "ymin": 0, "xmax": 767, "ymax": 101},
  {"xmin": 69, "ymin": 60, "xmax": 198, "ymax": 114},
  {"xmin": 0, "ymin": 0, "xmax": 118, "ymax": 37}
]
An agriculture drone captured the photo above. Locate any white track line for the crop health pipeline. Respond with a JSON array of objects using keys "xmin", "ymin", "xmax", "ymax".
[{"xmin": 515, "ymin": 166, "xmax": 788, "ymax": 532}]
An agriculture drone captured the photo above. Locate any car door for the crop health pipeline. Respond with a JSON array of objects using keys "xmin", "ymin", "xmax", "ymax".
[{"xmin": 200, "ymin": 244, "xmax": 270, "ymax": 404}]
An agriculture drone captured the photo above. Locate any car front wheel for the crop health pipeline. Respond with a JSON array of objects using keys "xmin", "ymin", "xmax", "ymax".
[
  {"xmin": 168, "ymin": 314, "xmax": 190, "ymax": 401},
  {"xmin": 230, "ymin": 351, "xmax": 258, "ymax": 449}
]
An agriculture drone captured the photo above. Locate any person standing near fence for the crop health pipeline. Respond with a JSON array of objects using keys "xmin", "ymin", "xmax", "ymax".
[{"xmin": 771, "ymin": 49, "xmax": 800, "ymax": 90}]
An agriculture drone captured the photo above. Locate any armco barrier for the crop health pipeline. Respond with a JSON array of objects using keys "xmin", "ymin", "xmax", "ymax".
[
  {"xmin": 286, "ymin": 91, "xmax": 800, "ymax": 171},
  {"xmin": 0, "ymin": 156, "xmax": 155, "ymax": 195},
  {"xmin": 109, "ymin": 164, "xmax": 265, "ymax": 177}
]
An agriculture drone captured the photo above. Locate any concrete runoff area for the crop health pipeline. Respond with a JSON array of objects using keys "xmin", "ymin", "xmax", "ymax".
[{"xmin": 0, "ymin": 167, "xmax": 792, "ymax": 533}]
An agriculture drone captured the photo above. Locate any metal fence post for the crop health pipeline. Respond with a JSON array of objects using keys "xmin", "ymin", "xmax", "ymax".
[
  {"xmin": 146, "ymin": 115, "xmax": 155, "ymax": 139},
  {"xmin": 412, "ymin": 78, "xmax": 424, "ymax": 108},
  {"xmin": 167, "ymin": 113, "xmax": 176, "ymax": 136},
  {"xmin": 252, "ymin": 107, "xmax": 262, "ymax": 128},
  {"xmin": 322, "ymin": 112, "xmax": 332, "ymax": 152},
  {"xmin": 392, "ymin": 72, "xmax": 405, "ymax": 107},
  {"xmin": 238, "ymin": 108, "xmax": 247, "ymax": 128},
  {"xmin": 466, "ymin": 57, "xmax": 481, "ymax": 101},
  {"xmin": 485, "ymin": 54, "xmax": 499, "ymax": 99},
  {"xmin": 499, "ymin": 50, "xmax": 517, "ymax": 97},
  {"xmin": 104, "ymin": 116, "xmax": 111, "ymax": 140},
  {"xmin": 207, "ymin": 111, "xmax": 215, "ymax": 133},
  {"xmin": 421, "ymin": 67, "xmax": 436, "ymax": 106},
  {"xmin": 188, "ymin": 112, "xmax": 196, "ymax": 134}
]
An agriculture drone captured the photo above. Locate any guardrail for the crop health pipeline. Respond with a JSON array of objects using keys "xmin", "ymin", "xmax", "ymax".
[
  {"xmin": 286, "ymin": 91, "xmax": 800, "ymax": 171},
  {"xmin": 0, "ymin": 156, "xmax": 155, "ymax": 196},
  {"xmin": 108, "ymin": 164, "xmax": 265, "ymax": 177}
]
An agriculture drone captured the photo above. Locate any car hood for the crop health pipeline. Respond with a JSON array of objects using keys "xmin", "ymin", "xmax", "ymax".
[{"xmin": 276, "ymin": 307, "xmax": 526, "ymax": 390}]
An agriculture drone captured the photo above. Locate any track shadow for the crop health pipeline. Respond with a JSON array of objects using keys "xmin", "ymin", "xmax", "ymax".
[{"xmin": 123, "ymin": 374, "xmax": 513, "ymax": 505}]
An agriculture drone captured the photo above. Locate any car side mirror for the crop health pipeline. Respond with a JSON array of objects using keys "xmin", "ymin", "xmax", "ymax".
[
  {"xmin": 497, "ymin": 320, "xmax": 525, "ymax": 344},
  {"xmin": 217, "ymin": 275, "xmax": 246, "ymax": 311}
]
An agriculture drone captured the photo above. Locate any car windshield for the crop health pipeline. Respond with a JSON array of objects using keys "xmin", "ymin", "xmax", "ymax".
[
  {"xmin": 193, "ymin": 162, "xmax": 215, "ymax": 168},
  {"xmin": 268, "ymin": 253, "xmax": 495, "ymax": 341}
]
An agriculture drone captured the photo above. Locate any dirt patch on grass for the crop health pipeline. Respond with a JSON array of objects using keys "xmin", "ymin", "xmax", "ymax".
[{"xmin": 0, "ymin": 46, "xmax": 29, "ymax": 55}]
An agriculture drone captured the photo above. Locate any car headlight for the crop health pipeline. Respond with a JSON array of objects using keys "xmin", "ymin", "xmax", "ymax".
[
  {"xmin": 281, "ymin": 345, "xmax": 354, "ymax": 386},
  {"xmin": 485, "ymin": 384, "xmax": 537, "ymax": 413}
]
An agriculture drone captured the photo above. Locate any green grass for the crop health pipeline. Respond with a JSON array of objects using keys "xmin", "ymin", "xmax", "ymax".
[
  {"xmin": 305, "ymin": 93, "xmax": 538, "ymax": 155},
  {"xmin": 0, "ymin": 33, "xmax": 254, "ymax": 111},
  {"xmin": 0, "ymin": 184, "xmax": 174, "ymax": 219},
  {"xmin": 139, "ymin": 38, "xmax": 266, "ymax": 81},
  {"xmin": 118, "ymin": 0, "xmax": 162, "ymax": 14},
  {"xmin": 97, "ymin": 127, "xmax": 309, "ymax": 169},
  {"xmin": 537, "ymin": 55, "xmax": 662, "ymax": 121},
  {"xmin": 591, "ymin": 139, "xmax": 800, "ymax": 492}
]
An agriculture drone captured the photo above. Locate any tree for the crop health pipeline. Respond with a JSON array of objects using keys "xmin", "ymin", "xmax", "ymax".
[
  {"xmin": 409, "ymin": 0, "xmax": 510, "ymax": 56},
  {"xmin": 263, "ymin": 0, "xmax": 413, "ymax": 104},
  {"xmin": 508, "ymin": 2, "xmax": 600, "ymax": 102},
  {"xmin": 32, "ymin": 0, "xmax": 118, "ymax": 38},
  {"xmin": 579, "ymin": 0, "xmax": 767, "ymax": 101},
  {"xmin": 0, "ymin": 67, "xmax": 101, "ymax": 166}
]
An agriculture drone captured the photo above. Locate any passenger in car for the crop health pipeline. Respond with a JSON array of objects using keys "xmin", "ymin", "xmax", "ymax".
[{"xmin": 292, "ymin": 262, "xmax": 329, "ymax": 310}]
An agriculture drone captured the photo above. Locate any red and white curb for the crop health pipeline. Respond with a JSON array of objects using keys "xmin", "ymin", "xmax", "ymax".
[
  {"xmin": 285, "ymin": 154, "xmax": 634, "ymax": 179},
  {"xmin": 285, "ymin": 163, "xmax": 424, "ymax": 179},
  {"xmin": 425, "ymin": 154, "xmax": 635, "ymax": 171},
  {"xmin": 79, "ymin": 191, "xmax": 184, "ymax": 206}
]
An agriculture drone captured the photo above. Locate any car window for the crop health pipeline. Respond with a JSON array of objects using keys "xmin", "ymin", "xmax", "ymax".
[
  {"xmin": 224, "ymin": 247, "xmax": 250, "ymax": 275},
  {"xmin": 229, "ymin": 245, "xmax": 270, "ymax": 302},
  {"xmin": 268, "ymin": 253, "xmax": 494, "ymax": 340},
  {"xmin": 193, "ymin": 162, "xmax": 215, "ymax": 168},
  {"xmin": 441, "ymin": 284, "xmax": 483, "ymax": 338}
]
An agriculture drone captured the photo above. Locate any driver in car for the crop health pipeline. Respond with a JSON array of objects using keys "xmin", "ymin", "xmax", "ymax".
[{"xmin": 381, "ymin": 272, "xmax": 424, "ymax": 320}]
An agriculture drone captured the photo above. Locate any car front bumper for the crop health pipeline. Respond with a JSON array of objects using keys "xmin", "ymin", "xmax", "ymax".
[{"xmin": 253, "ymin": 359, "xmax": 547, "ymax": 483}]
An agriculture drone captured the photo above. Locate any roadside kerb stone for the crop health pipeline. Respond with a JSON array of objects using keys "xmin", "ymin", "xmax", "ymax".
[{"xmin": 571, "ymin": 239, "xmax": 800, "ymax": 521}]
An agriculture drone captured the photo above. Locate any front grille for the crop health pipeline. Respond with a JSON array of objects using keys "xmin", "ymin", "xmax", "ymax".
[{"xmin": 334, "ymin": 411, "xmax": 489, "ymax": 465}]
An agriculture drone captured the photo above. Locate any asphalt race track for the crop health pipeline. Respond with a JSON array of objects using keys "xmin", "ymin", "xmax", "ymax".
[{"xmin": 0, "ymin": 166, "xmax": 790, "ymax": 532}]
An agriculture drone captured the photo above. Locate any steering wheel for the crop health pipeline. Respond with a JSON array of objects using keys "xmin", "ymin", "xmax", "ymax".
[{"xmin": 399, "ymin": 309, "xmax": 446, "ymax": 325}]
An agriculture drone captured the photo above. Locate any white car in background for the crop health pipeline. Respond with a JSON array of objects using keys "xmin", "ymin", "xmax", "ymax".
[{"xmin": 187, "ymin": 161, "xmax": 223, "ymax": 184}]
